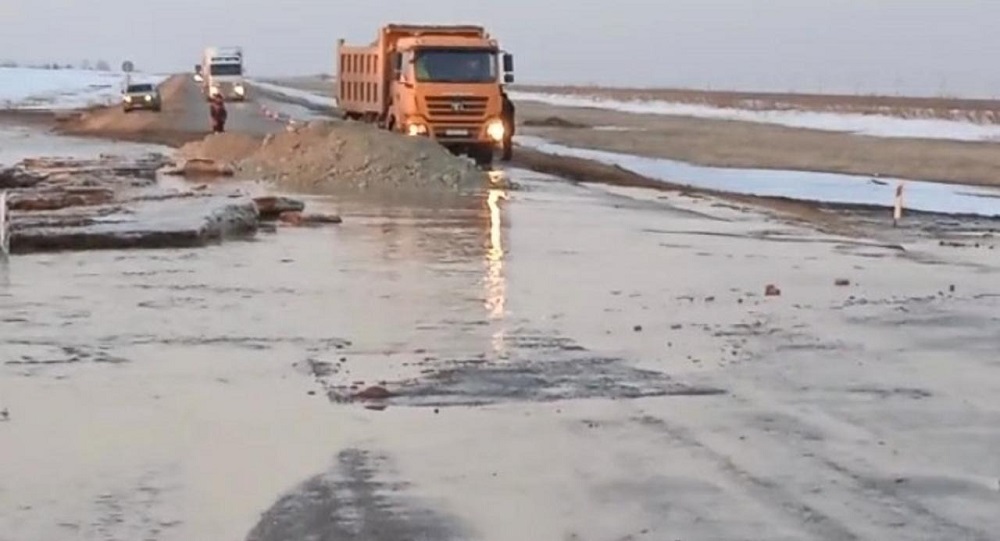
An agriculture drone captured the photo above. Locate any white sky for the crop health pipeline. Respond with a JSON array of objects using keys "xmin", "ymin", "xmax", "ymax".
[{"xmin": 1, "ymin": 0, "xmax": 997, "ymax": 97}]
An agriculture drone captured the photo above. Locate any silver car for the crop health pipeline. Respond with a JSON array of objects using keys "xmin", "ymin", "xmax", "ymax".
[{"xmin": 121, "ymin": 83, "xmax": 162, "ymax": 113}]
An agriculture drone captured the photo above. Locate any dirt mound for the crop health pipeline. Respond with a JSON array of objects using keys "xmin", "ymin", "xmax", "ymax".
[
  {"xmin": 178, "ymin": 132, "xmax": 263, "ymax": 164},
  {"xmin": 179, "ymin": 120, "xmax": 487, "ymax": 194}
]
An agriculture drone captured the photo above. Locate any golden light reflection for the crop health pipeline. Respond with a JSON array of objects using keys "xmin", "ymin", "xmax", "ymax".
[
  {"xmin": 485, "ymin": 188, "xmax": 508, "ymax": 317},
  {"xmin": 485, "ymin": 186, "xmax": 509, "ymax": 357}
]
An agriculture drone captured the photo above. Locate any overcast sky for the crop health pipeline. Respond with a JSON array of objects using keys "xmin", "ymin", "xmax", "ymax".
[{"xmin": 1, "ymin": 0, "xmax": 997, "ymax": 97}]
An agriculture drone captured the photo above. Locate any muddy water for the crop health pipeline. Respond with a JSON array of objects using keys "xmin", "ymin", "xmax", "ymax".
[
  {"xmin": 0, "ymin": 168, "xmax": 603, "ymax": 540},
  {"xmin": 0, "ymin": 126, "xmax": 172, "ymax": 165},
  {"xmin": 3, "ymin": 162, "xmax": 1000, "ymax": 540}
]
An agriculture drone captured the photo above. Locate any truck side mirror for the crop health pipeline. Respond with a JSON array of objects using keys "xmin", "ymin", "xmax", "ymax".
[
  {"xmin": 392, "ymin": 53, "xmax": 403, "ymax": 77},
  {"xmin": 502, "ymin": 53, "xmax": 514, "ymax": 73},
  {"xmin": 503, "ymin": 73, "xmax": 515, "ymax": 84}
]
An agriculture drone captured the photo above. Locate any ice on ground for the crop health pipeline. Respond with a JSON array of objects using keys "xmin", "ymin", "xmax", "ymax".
[
  {"xmin": 516, "ymin": 135, "xmax": 1000, "ymax": 217},
  {"xmin": 0, "ymin": 67, "xmax": 167, "ymax": 110},
  {"xmin": 510, "ymin": 91, "xmax": 1000, "ymax": 143},
  {"xmin": 250, "ymin": 80, "xmax": 338, "ymax": 109}
]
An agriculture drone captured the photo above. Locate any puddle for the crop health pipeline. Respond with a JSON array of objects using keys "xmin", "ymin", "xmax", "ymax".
[
  {"xmin": 516, "ymin": 135, "xmax": 1000, "ymax": 217},
  {"xmin": 0, "ymin": 126, "xmax": 171, "ymax": 166}
]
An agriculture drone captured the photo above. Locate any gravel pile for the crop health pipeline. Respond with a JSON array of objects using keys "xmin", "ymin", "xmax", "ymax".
[{"xmin": 242, "ymin": 121, "xmax": 487, "ymax": 194}]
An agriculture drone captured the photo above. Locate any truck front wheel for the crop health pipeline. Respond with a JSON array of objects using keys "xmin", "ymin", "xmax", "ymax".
[{"xmin": 470, "ymin": 145, "xmax": 494, "ymax": 169}]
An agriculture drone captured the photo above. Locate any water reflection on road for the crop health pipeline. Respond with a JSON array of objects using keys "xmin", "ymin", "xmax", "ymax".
[{"xmin": 485, "ymin": 187, "xmax": 509, "ymax": 357}]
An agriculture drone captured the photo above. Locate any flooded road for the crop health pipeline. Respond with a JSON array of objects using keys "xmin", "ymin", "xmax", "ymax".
[{"xmin": 3, "ymin": 159, "xmax": 1000, "ymax": 540}]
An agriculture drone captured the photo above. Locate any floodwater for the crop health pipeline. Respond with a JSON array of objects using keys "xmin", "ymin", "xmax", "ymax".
[
  {"xmin": 517, "ymin": 135, "xmax": 1000, "ymax": 217},
  {"xmin": 3, "ymin": 146, "xmax": 1000, "ymax": 540},
  {"xmin": 0, "ymin": 126, "xmax": 172, "ymax": 166}
]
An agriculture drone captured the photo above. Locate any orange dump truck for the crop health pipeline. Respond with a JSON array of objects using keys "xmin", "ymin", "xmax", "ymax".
[{"xmin": 337, "ymin": 24, "xmax": 515, "ymax": 167}]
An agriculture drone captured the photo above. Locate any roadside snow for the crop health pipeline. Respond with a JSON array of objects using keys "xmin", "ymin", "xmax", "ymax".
[
  {"xmin": 0, "ymin": 67, "xmax": 167, "ymax": 110},
  {"xmin": 516, "ymin": 135, "xmax": 1000, "ymax": 217},
  {"xmin": 510, "ymin": 91, "xmax": 1000, "ymax": 143},
  {"xmin": 250, "ymin": 80, "xmax": 338, "ymax": 109}
]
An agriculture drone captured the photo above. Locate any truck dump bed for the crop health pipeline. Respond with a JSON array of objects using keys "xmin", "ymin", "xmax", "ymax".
[
  {"xmin": 337, "ymin": 24, "xmax": 490, "ymax": 117},
  {"xmin": 337, "ymin": 41, "xmax": 384, "ymax": 115}
]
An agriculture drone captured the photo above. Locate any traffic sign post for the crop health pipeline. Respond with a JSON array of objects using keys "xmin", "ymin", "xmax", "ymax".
[{"xmin": 121, "ymin": 60, "xmax": 134, "ymax": 88}]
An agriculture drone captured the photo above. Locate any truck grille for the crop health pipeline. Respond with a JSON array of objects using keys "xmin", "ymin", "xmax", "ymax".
[{"xmin": 425, "ymin": 96, "xmax": 488, "ymax": 120}]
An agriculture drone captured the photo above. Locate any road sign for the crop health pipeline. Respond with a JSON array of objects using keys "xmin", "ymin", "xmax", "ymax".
[{"xmin": 121, "ymin": 60, "xmax": 134, "ymax": 73}]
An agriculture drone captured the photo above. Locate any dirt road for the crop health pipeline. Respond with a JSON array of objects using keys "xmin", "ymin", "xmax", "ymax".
[
  {"xmin": 58, "ymin": 75, "xmax": 316, "ymax": 145},
  {"xmin": 2, "ymin": 77, "xmax": 999, "ymax": 541}
]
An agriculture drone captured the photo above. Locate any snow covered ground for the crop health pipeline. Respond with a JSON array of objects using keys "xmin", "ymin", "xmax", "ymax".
[
  {"xmin": 250, "ymin": 80, "xmax": 337, "ymax": 109},
  {"xmin": 0, "ymin": 67, "xmax": 167, "ymax": 110},
  {"xmin": 516, "ymin": 135, "xmax": 1000, "ymax": 217},
  {"xmin": 510, "ymin": 91, "xmax": 1000, "ymax": 143}
]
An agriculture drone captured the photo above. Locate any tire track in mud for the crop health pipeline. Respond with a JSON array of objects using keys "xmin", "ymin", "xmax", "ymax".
[
  {"xmin": 632, "ymin": 414, "xmax": 863, "ymax": 541},
  {"xmin": 619, "ymin": 296, "xmax": 997, "ymax": 540},
  {"xmin": 655, "ymin": 308, "xmax": 997, "ymax": 540},
  {"xmin": 637, "ymin": 406, "xmax": 992, "ymax": 541}
]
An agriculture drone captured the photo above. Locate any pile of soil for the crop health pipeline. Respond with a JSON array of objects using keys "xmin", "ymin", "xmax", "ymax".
[
  {"xmin": 177, "ymin": 132, "xmax": 263, "ymax": 164},
  {"xmin": 179, "ymin": 120, "xmax": 488, "ymax": 194}
]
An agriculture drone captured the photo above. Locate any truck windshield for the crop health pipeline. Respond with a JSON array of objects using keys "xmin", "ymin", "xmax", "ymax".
[
  {"xmin": 210, "ymin": 64, "xmax": 242, "ymax": 76},
  {"xmin": 413, "ymin": 49, "xmax": 495, "ymax": 83},
  {"xmin": 126, "ymin": 84, "xmax": 153, "ymax": 92}
]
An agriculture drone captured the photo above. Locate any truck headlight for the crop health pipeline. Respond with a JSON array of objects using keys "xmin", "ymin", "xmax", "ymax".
[
  {"xmin": 210, "ymin": 85, "xmax": 219, "ymax": 95},
  {"xmin": 486, "ymin": 119, "xmax": 506, "ymax": 142},
  {"xmin": 234, "ymin": 85, "xmax": 245, "ymax": 95},
  {"xmin": 144, "ymin": 95, "xmax": 152, "ymax": 102},
  {"xmin": 407, "ymin": 123, "xmax": 428, "ymax": 136},
  {"xmin": 123, "ymin": 95, "xmax": 132, "ymax": 103}
]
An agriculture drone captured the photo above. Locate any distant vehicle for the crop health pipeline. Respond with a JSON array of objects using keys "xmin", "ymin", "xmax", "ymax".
[
  {"xmin": 200, "ymin": 46, "xmax": 246, "ymax": 101},
  {"xmin": 337, "ymin": 24, "xmax": 515, "ymax": 168},
  {"xmin": 194, "ymin": 64, "xmax": 203, "ymax": 83},
  {"xmin": 121, "ymin": 82, "xmax": 162, "ymax": 113}
]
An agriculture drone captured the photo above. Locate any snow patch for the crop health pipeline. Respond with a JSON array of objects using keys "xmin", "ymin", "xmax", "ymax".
[
  {"xmin": 510, "ymin": 91, "xmax": 1000, "ymax": 143},
  {"xmin": 0, "ymin": 67, "xmax": 167, "ymax": 110},
  {"xmin": 250, "ymin": 80, "xmax": 338, "ymax": 109},
  {"xmin": 516, "ymin": 135, "xmax": 1000, "ymax": 217}
]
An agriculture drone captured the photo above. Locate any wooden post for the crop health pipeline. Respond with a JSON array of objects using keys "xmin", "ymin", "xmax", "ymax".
[{"xmin": 893, "ymin": 181, "xmax": 904, "ymax": 227}]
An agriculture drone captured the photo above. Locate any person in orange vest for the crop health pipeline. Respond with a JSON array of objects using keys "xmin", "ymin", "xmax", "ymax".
[{"xmin": 209, "ymin": 94, "xmax": 227, "ymax": 133}]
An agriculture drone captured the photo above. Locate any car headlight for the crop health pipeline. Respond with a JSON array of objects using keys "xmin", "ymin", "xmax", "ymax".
[
  {"xmin": 123, "ymin": 95, "xmax": 132, "ymax": 103},
  {"xmin": 144, "ymin": 95, "xmax": 152, "ymax": 102},
  {"xmin": 210, "ymin": 86, "xmax": 219, "ymax": 95},
  {"xmin": 234, "ymin": 85, "xmax": 245, "ymax": 95},
  {"xmin": 486, "ymin": 119, "xmax": 505, "ymax": 142},
  {"xmin": 407, "ymin": 123, "xmax": 428, "ymax": 136}
]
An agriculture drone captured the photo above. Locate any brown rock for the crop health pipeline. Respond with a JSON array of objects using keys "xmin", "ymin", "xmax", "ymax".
[
  {"xmin": 301, "ymin": 213, "xmax": 343, "ymax": 225},
  {"xmin": 764, "ymin": 284, "xmax": 781, "ymax": 297},
  {"xmin": 254, "ymin": 196, "xmax": 305, "ymax": 219},
  {"xmin": 353, "ymin": 385, "xmax": 394, "ymax": 400},
  {"xmin": 278, "ymin": 211, "xmax": 303, "ymax": 225},
  {"xmin": 179, "ymin": 158, "xmax": 235, "ymax": 178}
]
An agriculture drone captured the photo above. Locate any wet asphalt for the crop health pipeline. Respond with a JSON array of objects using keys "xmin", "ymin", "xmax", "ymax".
[{"xmin": 1, "ymin": 88, "xmax": 999, "ymax": 540}]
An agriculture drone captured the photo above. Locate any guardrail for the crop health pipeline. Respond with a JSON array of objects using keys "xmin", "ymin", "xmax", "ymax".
[{"xmin": 0, "ymin": 190, "xmax": 9, "ymax": 258}]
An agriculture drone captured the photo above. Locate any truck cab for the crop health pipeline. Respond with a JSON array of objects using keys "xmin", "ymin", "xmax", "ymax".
[
  {"xmin": 202, "ymin": 47, "xmax": 246, "ymax": 102},
  {"xmin": 338, "ymin": 25, "xmax": 515, "ymax": 167}
]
